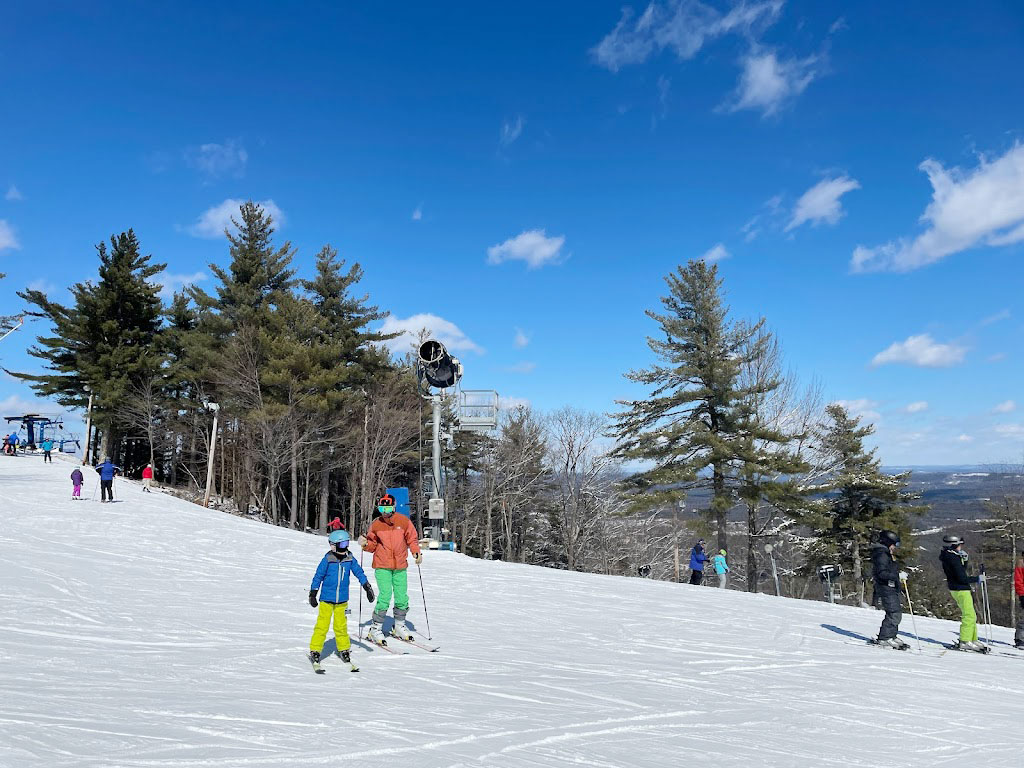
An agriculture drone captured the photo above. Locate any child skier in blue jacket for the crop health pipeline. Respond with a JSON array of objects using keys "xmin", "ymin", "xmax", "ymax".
[{"xmin": 308, "ymin": 529, "xmax": 374, "ymax": 670}]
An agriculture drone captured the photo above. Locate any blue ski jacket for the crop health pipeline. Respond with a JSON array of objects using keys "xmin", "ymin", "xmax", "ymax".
[
  {"xmin": 713, "ymin": 554, "xmax": 728, "ymax": 574},
  {"xmin": 41, "ymin": 440, "xmax": 54, "ymax": 451},
  {"xmin": 310, "ymin": 551, "xmax": 368, "ymax": 604},
  {"xmin": 689, "ymin": 544, "xmax": 708, "ymax": 571},
  {"xmin": 96, "ymin": 461, "xmax": 119, "ymax": 481}
]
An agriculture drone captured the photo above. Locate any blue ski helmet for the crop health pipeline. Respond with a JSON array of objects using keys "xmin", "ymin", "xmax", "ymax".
[{"xmin": 329, "ymin": 530, "xmax": 350, "ymax": 548}]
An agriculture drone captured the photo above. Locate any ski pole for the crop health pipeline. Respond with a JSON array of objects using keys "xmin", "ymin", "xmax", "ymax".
[
  {"xmin": 417, "ymin": 561, "xmax": 432, "ymax": 640},
  {"xmin": 358, "ymin": 548, "xmax": 365, "ymax": 639},
  {"xmin": 900, "ymin": 573, "xmax": 923, "ymax": 653},
  {"xmin": 980, "ymin": 566, "xmax": 993, "ymax": 644},
  {"xmin": 91, "ymin": 479, "xmax": 99, "ymax": 501}
]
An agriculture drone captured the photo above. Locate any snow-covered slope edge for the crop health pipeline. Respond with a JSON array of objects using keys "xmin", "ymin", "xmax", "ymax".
[{"xmin": 1, "ymin": 457, "xmax": 1022, "ymax": 768}]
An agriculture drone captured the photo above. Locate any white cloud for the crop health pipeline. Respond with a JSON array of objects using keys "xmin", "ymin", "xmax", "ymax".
[
  {"xmin": 188, "ymin": 199, "xmax": 285, "ymax": 239},
  {"xmin": 832, "ymin": 398, "xmax": 881, "ymax": 423},
  {"xmin": 591, "ymin": 0, "xmax": 783, "ymax": 72},
  {"xmin": 5, "ymin": 184, "xmax": 22, "ymax": 201},
  {"xmin": 514, "ymin": 328, "xmax": 530, "ymax": 348},
  {"xmin": 993, "ymin": 400, "xmax": 1016, "ymax": 414},
  {"xmin": 852, "ymin": 143, "xmax": 1024, "ymax": 272},
  {"xmin": 988, "ymin": 353, "xmax": 1007, "ymax": 363},
  {"xmin": 786, "ymin": 175, "xmax": 860, "ymax": 231},
  {"xmin": 498, "ymin": 396, "xmax": 531, "ymax": 412},
  {"xmin": 504, "ymin": 361, "xmax": 537, "ymax": 374},
  {"xmin": 980, "ymin": 309, "xmax": 1010, "ymax": 326},
  {"xmin": 411, "ymin": 205, "xmax": 423, "ymax": 221},
  {"xmin": 378, "ymin": 313, "xmax": 483, "ymax": 356},
  {"xmin": 994, "ymin": 423, "xmax": 1024, "ymax": 439},
  {"xmin": 487, "ymin": 229, "xmax": 566, "ymax": 269},
  {"xmin": 185, "ymin": 139, "xmax": 248, "ymax": 179},
  {"xmin": 500, "ymin": 116, "xmax": 524, "ymax": 146},
  {"xmin": 156, "ymin": 271, "xmax": 208, "ymax": 300},
  {"xmin": 700, "ymin": 243, "xmax": 730, "ymax": 263},
  {"xmin": 871, "ymin": 334, "xmax": 966, "ymax": 368},
  {"xmin": 0, "ymin": 220, "xmax": 20, "ymax": 251},
  {"xmin": 27, "ymin": 279, "xmax": 56, "ymax": 296},
  {"xmin": 956, "ymin": 434, "xmax": 974, "ymax": 443},
  {"xmin": 724, "ymin": 49, "xmax": 819, "ymax": 117},
  {"xmin": 0, "ymin": 394, "xmax": 53, "ymax": 415},
  {"xmin": 905, "ymin": 401, "xmax": 929, "ymax": 413}
]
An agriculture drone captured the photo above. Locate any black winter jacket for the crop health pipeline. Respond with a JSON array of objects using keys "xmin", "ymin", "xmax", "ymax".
[
  {"xmin": 870, "ymin": 543, "xmax": 900, "ymax": 589},
  {"xmin": 940, "ymin": 547, "xmax": 978, "ymax": 591}
]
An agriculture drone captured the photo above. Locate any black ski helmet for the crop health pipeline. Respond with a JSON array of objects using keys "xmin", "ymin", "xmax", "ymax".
[
  {"xmin": 879, "ymin": 530, "xmax": 900, "ymax": 547},
  {"xmin": 942, "ymin": 534, "xmax": 964, "ymax": 548}
]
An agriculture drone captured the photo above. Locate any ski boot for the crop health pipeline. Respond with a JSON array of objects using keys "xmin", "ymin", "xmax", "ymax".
[
  {"xmin": 1015, "ymin": 640, "xmax": 1024, "ymax": 650},
  {"xmin": 308, "ymin": 650, "xmax": 324, "ymax": 673},
  {"xmin": 337, "ymin": 650, "xmax": 352, "ymax": 663},
  {"xmin": 366, "ymin": 622, "xmax": 387, "ymax": 646},
  {"xmin": 391, "ymin": 620, "xmax": 414, "ymax": 642}
]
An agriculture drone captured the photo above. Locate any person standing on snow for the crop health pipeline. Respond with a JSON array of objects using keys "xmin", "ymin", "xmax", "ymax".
[
  {"xmin": 41, "ymin": 438, "xmax": 54, "ymax": 463},
  {"xmin": 95, "ymin": 457, "xmax": 120, "ymax": 502},
  {"xmin": 712, "ymin": 549, "xmax": 729, "ymax": 588},
  {"xmin": 1014, "ymin": 551, "xmax": 1024, "ymax": 650},
  {"xmin": 71, "ymin": 465, "xmax": 84, "ymax": 500},
  {"xmin": 940, "ymin": 534, "xmax": 987, "ymax": 652},
  {"xmin": 141, "ymin": 463, "xmax": 154, "ymax": 492},
  {"xmin": 870, "ymin": 530, "xmax": 909, "ymax": 649},
  {"xmin": 359, "ymin": 493, "xmax": 423, "ymax": 644},
  {"xmin": 8, "ymin": 433, "xmax": 19, "ymax": 455},
  {"xmin": 689, "ymin": 539, "xmax": 709, "ymax": 585},
  {"xmin": 308, "ymin": 529, "xmax": 374, "ymax": 669}
]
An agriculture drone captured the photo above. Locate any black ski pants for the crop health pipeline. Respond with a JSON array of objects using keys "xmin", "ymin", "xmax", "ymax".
[
  {"xmin": 43, "ymin": 450, "xmax": 52, "ymax": 463},
  {"xmin": 876, "ymin": 585, "xmax": 902, "ymax": 640},
  {"xmin": 689, "ymin": 569, "xmax": 704, "ymax": 586},
  {"xmin": 101, "ymin": 479, "xmax": 114, "ymax": 502}
]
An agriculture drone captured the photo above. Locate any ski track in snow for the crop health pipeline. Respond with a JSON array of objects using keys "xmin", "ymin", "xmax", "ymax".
[{"xmin": 2, "ymin": 457, "xmax": 1024, "ymax": 767}]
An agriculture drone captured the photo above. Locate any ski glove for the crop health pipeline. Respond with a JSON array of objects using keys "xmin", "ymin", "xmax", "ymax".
[
  {"xmin": 363, "ymin": 583, "xmax": 375, "ymax": 603},
  {"xmin": 308, "ymin": 590, "xmax": 319, "ymax": 608},
  {"xmin": 899, "ymin": 571, "xmax": 909, "ymax": 582},
  {"xmin": 414, "ymin": 553, "xmax": 423, "ymax": 566}
]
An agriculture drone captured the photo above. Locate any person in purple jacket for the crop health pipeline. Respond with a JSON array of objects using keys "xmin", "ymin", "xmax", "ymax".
[{"xmin": 71, "ymin": 465, "xmax": 85, "ymax": 499}]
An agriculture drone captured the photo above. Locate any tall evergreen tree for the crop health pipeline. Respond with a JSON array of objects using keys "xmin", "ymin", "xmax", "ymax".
[
  {"xmin": 802, "ymin": 404, "xmax": 926, "ymax": 605},
  {"xmin": 14, "ymin": 229, "xmax": 165, "ymax": 458},
  {"xmin": 611, "ymin": 260, "xmax": 779, "ymax": 553}
]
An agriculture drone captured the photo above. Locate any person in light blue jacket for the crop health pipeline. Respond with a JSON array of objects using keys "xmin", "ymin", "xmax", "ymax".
[
  {"xmin": 713, "ymin": 549, "xmax": 729, "ymax": 588},
  {"xmin": 41, "ymin": 438, "xmax": 54, "ymax": 463},
  {"xmin": 308, "ymin": 529, "xmax": 374, "ymax": 669}
]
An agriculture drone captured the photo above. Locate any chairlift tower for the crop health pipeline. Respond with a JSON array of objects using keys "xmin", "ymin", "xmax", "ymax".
[{"xmin": 415, "ymin": 340, "xmax": 498, "ymax": 543}]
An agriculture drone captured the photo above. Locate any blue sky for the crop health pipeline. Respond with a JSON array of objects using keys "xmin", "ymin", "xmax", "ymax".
[{"xmin": 1, "ymin": 1, "xmax": 1023, "ymax": 465}]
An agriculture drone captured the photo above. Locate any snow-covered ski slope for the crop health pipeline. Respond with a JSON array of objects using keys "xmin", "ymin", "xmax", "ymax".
[{"xmin": 2, "ymin": 457, "xmax": 1023, "ymax": 768}]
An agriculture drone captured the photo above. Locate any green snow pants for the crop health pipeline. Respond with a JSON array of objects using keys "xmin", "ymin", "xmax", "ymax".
[
  {"xmin": 373, "ymin": 568, "xmax": 409, "ymax": 624},
  {"xmin": 951, "ymin": 589, "xmax": 978, "ymax": 643}
]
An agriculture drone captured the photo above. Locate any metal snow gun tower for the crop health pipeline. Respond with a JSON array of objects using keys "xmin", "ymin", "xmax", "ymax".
[{"xmin": 415, "ymin": 339, "xmax": 498, "ymax": 543}]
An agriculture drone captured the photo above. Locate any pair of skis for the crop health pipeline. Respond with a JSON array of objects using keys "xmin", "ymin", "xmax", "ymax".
[{"xmin": 309, "ymin": 651, "xmax": 359, "ymax": 674}]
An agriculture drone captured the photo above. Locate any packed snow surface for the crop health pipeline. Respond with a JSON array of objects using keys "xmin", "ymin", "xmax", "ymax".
[{"xmin": 2, "ymin": 457, "xmax": 1023, "ymax": 768}]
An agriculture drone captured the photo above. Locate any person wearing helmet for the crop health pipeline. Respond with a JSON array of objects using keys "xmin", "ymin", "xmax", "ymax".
[
  {"xmin": 359, "ymin": 493, "xmax": 423, "ymax": 645},
  {"xmin": 940, "ymin": 534, "xmax": 987, "ymax": 652},
  {"xmin": 712, "ymin": 549, "xmax": 729, "ymax": 588},
  {"xmin": 308, "ymin": 528, "xmax": 375, "ymax": 670},
  {"xmin": 870, "ymin": 530, "xmax": 909, "ymax": 650}
]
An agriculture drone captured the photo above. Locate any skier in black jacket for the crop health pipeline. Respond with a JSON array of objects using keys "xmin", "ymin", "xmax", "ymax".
[
  {"xmin": 940, "ymin": 535, "xmax": 987, "ymax": 652},
  {"xmin": 870, "ymin": 530, "xmax": 909, "ymax": 649}
]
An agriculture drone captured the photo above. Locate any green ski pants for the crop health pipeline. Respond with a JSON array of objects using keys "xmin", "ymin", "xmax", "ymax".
[
  {"xmin": 373, "ymin": 568, "xmax": 409, "ymax": 623},
  {"xmin": 951, "ymin": 589, "xmax": 978, "ymax": 643}
]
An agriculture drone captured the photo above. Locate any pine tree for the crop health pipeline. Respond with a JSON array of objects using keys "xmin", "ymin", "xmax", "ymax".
[
  {"xmin": 802, "ymin": 404, "xmax": 926, "ymax": 606},
  {"xmin": 14, "ymin": 229, "xmax": 165, "ymax": 459},
  {"xmin": 611, "ymin": 260, "xmax": 780, "ymax": 554}
]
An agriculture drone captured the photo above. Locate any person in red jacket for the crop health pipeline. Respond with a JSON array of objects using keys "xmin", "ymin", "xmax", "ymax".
[
  {"xmin": 142, "ymin": 464, "xmax": 154, "ymax": 493},
  {"xmin": 359, "ymin": 493, "xmax": 422, "ymax": 645},
  {"xmin": 1014, "ymin": 552, "xmax": 1024, "ymax": 649}
]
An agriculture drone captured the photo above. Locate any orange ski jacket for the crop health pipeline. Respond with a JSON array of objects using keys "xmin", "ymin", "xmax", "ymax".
[{"xmin": 363, "ymin": 514, "xmax": 421, "ymax": 570}]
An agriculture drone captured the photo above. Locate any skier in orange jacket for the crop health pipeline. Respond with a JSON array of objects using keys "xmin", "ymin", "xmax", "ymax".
[{"xmin": 359, "ymin": 493, "xmax": 422, "ymax": 645}]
